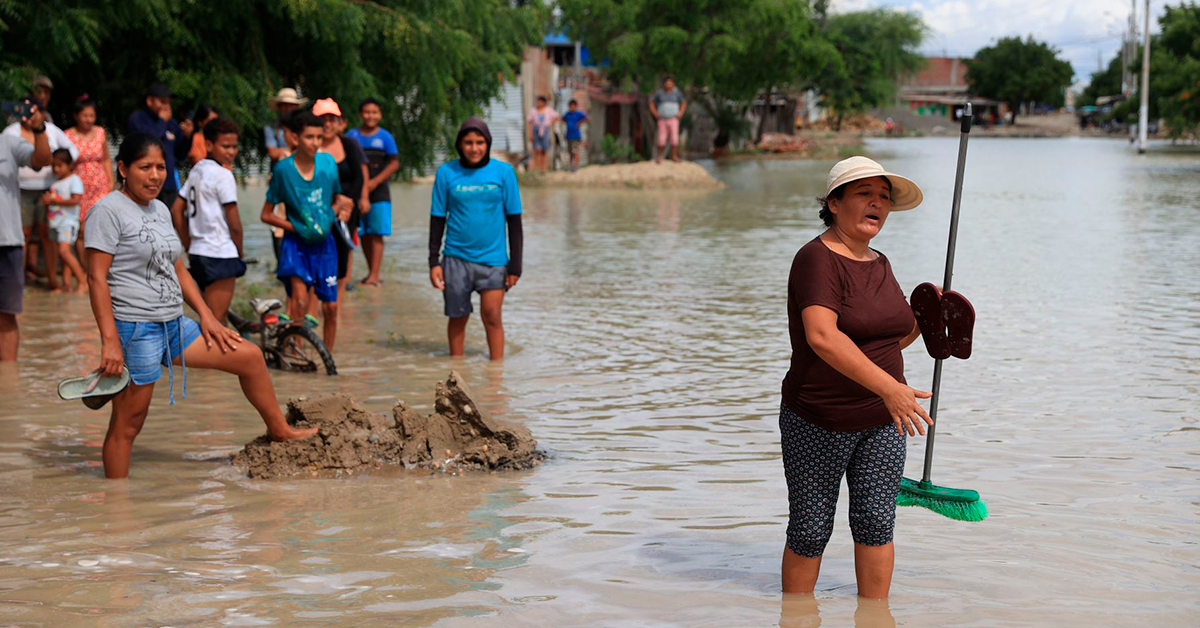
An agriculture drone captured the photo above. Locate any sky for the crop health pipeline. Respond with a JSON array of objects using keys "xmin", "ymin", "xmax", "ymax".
[{"xmin": 833, "ymin": 0, "xmax": 1176, "ymax": 83}]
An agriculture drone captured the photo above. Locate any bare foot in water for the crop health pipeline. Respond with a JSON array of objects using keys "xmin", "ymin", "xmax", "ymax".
[{"xmin": 271, "ymin": 426, "xmax": 319, "ymax": 441}]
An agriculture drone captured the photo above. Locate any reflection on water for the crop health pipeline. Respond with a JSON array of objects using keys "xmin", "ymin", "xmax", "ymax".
[{"xmin": 1, "ymin": 138, "xmax": 1198, "ymax": 625}]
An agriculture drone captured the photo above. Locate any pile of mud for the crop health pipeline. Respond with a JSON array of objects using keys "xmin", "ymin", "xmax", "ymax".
[{"xmin": 231, "ymin": 372, "xmax": 543, "ymax": 479}]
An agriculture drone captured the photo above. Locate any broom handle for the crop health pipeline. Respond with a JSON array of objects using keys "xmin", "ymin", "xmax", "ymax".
[{"xmin": 921, "ymin": 102, "xmax": 972, "ymax": 484}]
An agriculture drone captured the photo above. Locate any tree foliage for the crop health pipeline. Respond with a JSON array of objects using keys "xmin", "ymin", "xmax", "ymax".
[
  {"xmin": 0, "ymin": 0, "xmax": 546, "ymax": 176},
  {"xmin": 813, "ymin": 9, "xmax": 927, "ymax": 130},
  {"xmin": 1078, "ymin": 53, "xmax": 1125, "ymax": 107},
  {"xmin": 965, "ymin": 36, "xmax": 1073, "ymax": 122},
  {"xmin": 556, "ymin": 0, "xmax": 837, "ymax": 148},
  {"xmin": 1149, "ymin": 2, "xmax": 1200, "ymax": 139}
]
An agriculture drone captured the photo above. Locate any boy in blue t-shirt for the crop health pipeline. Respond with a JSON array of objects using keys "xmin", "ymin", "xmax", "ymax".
[
  {"xmin": 260, "ymin": 110, "xmax": 352, "ymax": 351},
  {"xmin": 345, "ymin": 97, "xmax": 399, "ymax": 287},
  {"xmin": 428, "ymin": 118, "xmax": 523, "ymax": 361},
  {"xmin": 561, "ymin": 99, "xmax": 589, "ymax": 172}
]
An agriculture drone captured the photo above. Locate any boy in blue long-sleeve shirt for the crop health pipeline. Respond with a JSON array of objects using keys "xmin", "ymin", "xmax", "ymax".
[
  {"xmin": 126, "ymin": 82, "xmax": 193, "ymax": 208},
  {"xmin": 428, "ymin": 118, "xmax": 523, "ymax": 360}
]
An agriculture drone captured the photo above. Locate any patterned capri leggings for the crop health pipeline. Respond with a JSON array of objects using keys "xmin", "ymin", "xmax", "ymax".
[{"xmin": 779, "ymin": 403, "xmax": 906, "ymax": 557}]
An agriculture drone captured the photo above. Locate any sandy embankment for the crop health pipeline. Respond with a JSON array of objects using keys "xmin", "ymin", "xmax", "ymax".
[
  {"xmin": 521, "ymin": 160, "xmax": 724, "ymax": 190},
  {"xmin": 232, "ymin": 372, "xmax": 542, "ymax": 478}
]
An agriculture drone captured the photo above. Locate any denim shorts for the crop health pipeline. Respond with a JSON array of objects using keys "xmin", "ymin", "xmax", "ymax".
[{"xmin": 115, "ymin": 316, "xmax": 201, "ymax": 403}]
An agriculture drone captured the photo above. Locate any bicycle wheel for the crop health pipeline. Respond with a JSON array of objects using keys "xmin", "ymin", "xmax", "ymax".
[{"xmin": 275, "ymin": 326, "xmax": 337, "ymax": 375}]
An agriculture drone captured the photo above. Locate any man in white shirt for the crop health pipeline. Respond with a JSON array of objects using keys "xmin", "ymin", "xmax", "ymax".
[
  {"xmin": 0, "ymin": 100, "xmax": 52, "ymax": 361},
  {"xmin": 2, "ymin": 95, "xmax": 78, "ymax": 288},
  {"xmin": 169, "ymin": 117, "xmax": 245, "ymax": 324}
]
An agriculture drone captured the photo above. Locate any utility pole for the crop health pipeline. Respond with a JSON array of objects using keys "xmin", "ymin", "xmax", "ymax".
[
  {"xmin": 1137, "ymin": 0, "xmax": 1151, "ymax": 153},
  {"xmin": 1122, "ymin": 0, "xmax": 1134, "ymax": 95}
]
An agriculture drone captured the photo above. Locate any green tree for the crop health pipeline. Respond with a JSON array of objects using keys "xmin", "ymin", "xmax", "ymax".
[
  {"xmin": 1078, "ymin": 52, "xmax": 1125, "ymax": 107},
  {"xmin": 557, "ymin": 0, "xmax": 836, "ymax": 149},
  {"xmin": 0, "ymin": 0, "xmax": 546, "ymax": 177},
  {"xmin": 813, "ymin": 8, "xmax": 927, "ymax": 130},
  {"xmin": 1148, "ymin": 2, "xmax": 1200, "ymax": 139},
  {"xmin": 965, "ymin": 36, "xmax": 1073, "ymax": 124}
]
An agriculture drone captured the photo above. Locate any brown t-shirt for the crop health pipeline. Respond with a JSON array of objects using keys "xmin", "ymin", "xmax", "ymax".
[{"xmin": 781, "ymin": 236, "xmax": 916, "ymax": 431}]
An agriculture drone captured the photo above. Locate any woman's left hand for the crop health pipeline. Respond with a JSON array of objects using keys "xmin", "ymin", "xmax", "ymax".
[{"xmin": 199, "ymin": 314, "xmax": 242, "ymax": 354}]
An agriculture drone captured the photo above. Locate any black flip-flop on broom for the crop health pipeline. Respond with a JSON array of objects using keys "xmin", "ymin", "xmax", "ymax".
[{"xmin": 898, "ymin": 103, "xmax": 988, "ymax": 522}]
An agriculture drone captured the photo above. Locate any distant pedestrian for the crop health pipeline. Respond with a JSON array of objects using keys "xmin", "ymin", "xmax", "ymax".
[
  {"xmin": 65, "ymin": 96, "xmax": 116, "ymax": 270},
  {"xmin": 313, "ymin": 98, "xmax": 369, "ymax": 304},
  {"xmin": 3, "ymin": 94, "xmax": 79, "ymax": 290},
  {"xmin": 32, "ymin": 75, "xmax": 55, "ymax": 125},
  {"xmin": 429, "ymin": 118, "xmax": 522, "ymax": 360},
  {"xmin": 169, "ymin": 117, "xmax": 245, "ymax": 325},
  {"xmin": 126, "ymin": 82, "xmax": 194, "ymax": 208},
  {"xmin": 265, "ymin": 89, "xmax": 307, "ymax": 266},
  {"xmin": 41, "ymin": 149, "xmax": 86, "ymax": 293},
  {"xmin": 527, "ymin": 95, "xmax": 558, "ymax": 172},
  {"xmin": 86, "ymin": 133, "xmax": 318, "ymax": 479},
  {"xmin": 259, "ymin": 111, "xmax": 352, "ymax": 351},
  {"xmin": 561, "ymin": 99, "xmax": 589, "ymax": 172},
  {"xmin": 0, "ymin": 99, "xmax": 52, "ymax": 361},
  {"xmin": 650, "ymin": 76, "xmax": 686, "ymax": 163},
  {"xmin": 346, "ymin": 97, "xmax": 399, "ymax": 287},
  {"xmin": 187, "ymin": 105, "xmax": 219, "ymax": 166},
  {"xmin": 264, "ymin": 88, "xmax": 307, "ymax": 167}
]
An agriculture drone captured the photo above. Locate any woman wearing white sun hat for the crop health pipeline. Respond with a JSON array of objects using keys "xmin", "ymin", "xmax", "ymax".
[{"xmin": 779, "ymin": 156, "xmax": 934, "ymax": 599}]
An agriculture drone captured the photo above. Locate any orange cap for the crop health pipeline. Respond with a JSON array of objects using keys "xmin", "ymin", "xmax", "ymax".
[{"xmin": 312, "ymin": 98, "xmax": 342, "ymax": 117}]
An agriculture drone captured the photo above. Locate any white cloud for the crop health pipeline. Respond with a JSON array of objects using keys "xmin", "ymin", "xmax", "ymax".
[{"xmin": 831, "ymin": 0, "xmax": 1173, "ymax": 80}]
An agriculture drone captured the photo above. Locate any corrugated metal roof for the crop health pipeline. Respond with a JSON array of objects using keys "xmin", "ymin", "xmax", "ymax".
[{"xmin": 483, "ymin": 81, "xmax": 526, "ymax": 154}]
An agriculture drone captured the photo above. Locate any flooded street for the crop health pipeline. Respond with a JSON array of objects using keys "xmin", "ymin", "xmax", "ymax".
[{"xmin": 1, "ymin": 137, "xmax": 1197, "ymax": 626}]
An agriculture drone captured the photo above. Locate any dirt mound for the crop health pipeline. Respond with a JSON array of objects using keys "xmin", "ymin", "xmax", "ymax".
[
  {"xmin": 527, "ymin": 160, "xmax": 723, "ymax": 190},
  {"xmin": 808, "ymin": 113, "xmax": 887, "ymax": 132},
  {"xmin": 231, "ymin": 372, "xmax": 542, "ymax": 478},
  {"xmin": 756, "ymin": 133, "xmax": 817, "ymax": 154}
]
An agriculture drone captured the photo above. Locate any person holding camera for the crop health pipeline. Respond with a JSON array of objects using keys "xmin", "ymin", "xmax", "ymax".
[
  {"xmin": 0, "ymin": 99, "xmax": 52, "ymax": 361},
  {"xmin": 3, "ymin": 94, "xmax": 78, "ymax": 290}
]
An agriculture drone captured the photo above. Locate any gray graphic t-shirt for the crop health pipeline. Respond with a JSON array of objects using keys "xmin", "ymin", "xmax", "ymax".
[{"xmin": 85, "ymin": 191, "xmax": 184, "ymax": 322}]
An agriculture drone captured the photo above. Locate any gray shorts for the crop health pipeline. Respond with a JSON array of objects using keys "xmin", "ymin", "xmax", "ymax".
[
  {"xmin": 19, "ymin": 189, "xmax": 44, "ymax": 228},
  {"xmin": 0, "ymin": 246, "xmax": 25, "ymax": 314},
  {"xmin": 443, "ymin": 255, "xmax": 506, "ymax": 318}
]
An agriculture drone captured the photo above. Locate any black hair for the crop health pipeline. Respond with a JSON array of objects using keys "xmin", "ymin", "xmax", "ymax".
[
  {"xmin": 73, "ymin": 96, "xmax": 95, "ymax": 116},
  {"xmin": 192, "ymin": 105, "xmax": 215, "ymax": 128},
  {"xmin": 203, "ymin": 116, "xmax": 240, "ymax": 142},
  {"xmin": 569, "ymin": 99, "xmax": 578, "ymax": 106},
  {"xmin": 359, "ymin": 97, "xmax": 381, "ymax": 112},
  {"xmin": 816, "ymin": 184, "xmax": 846, "ymax": 227},
  {"xmin": 817, "ymin": 178, "xmax": 893, "ymax": 226},
  {"xmin": 284, "ymin": 110, "xmax": 321, "ymax": 134},
  {"xmin": 51, "ymin": 148, "xmax": 73, "ymax": 165},
  {"xmin": 537, "ymin": 95, "xmax": 548, "ymax": 103},
  {"xmin": 114, "ymin": 133, "xmax": 165, "ymax": 183}
]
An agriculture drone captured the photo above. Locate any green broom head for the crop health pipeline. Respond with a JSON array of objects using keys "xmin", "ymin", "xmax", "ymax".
[{"xmin": 897, "ymin": 477, "xmax": 988, "ymax": 522}]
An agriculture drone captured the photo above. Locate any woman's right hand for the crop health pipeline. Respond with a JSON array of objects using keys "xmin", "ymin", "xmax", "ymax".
[
  {"xmin": 99, "ymin": 341, "xmax": 124, "ymax": 378},
  {"xmin": 429, "ymin": 265, "xmax": 444, "ymax": 290},
  {"xmin": 882, "ymin": 381, "xmax": 934, "ymax": 436}
]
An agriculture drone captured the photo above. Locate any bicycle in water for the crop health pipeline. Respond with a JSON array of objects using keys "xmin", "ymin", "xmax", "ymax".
[{"xmin": 226, "ymin": 298, "xmax": 337, "ymax": 375}]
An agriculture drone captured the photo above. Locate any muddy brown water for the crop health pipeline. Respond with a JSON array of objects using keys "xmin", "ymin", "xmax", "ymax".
[{"xmin": 1, "ymin": 137, "xmax": 1197, "ymax": 626}]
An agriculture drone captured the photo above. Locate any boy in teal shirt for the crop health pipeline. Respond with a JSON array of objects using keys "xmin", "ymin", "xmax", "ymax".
[{"xmin": 260, "ymin": 111, "xmax": 351, "ymax": 351}]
